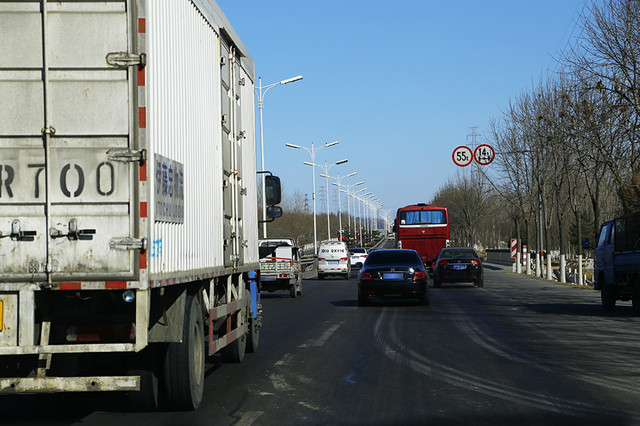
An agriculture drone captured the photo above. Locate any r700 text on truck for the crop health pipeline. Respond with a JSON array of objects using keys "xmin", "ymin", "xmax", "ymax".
[{"xmin": 0, "ymin": 0, "xmax": 280, "ymax": 411}]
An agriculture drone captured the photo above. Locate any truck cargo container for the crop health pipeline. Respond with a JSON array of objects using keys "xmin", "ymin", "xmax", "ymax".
[{"xmin": 0, "ymin": 0, "xmax": 279, "ymax": 410}]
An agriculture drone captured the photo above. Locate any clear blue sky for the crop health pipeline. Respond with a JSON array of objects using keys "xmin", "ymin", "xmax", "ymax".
[{"xmin": 217, "ymin": 0, "xmax": 587, "ymax": 215}]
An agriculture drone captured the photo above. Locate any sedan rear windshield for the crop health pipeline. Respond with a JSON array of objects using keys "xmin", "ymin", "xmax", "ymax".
[
  {"xmin": 439, "ymin": 249, "xmax": 478, "ymax": 259},
  {"xmin": 365, "ymin": 251, "xmax": 420, "ymax": 267},
  {"xmin": 350, "ymin": 248, "xmax": 366, "ymax": 254}
]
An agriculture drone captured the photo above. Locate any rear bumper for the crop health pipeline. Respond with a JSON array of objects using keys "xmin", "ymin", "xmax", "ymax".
[
  {"xmin": 436, "ymin": 269, "xmax": 481, "ymax": 283},
  {"xmin": 359, "ymin": 281, "xmax": 428, "ymax": 300}
]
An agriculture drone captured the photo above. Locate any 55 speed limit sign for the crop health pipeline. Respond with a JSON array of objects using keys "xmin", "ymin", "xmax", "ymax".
[{"xmin": 452, "ymin": 146, "xmax": 473, "ymax": 167}]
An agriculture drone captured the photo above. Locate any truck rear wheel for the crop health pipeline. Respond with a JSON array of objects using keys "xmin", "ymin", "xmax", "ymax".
[
  {"xmin": 601, "ymin": 285, "xmax": 617, "ymax": 310},
  {"xmin": 127, "ymin": 344, "xmax": 164, "ymax": 411},
  {"xmin": 289, "ymin": 283, "xmax": 297, "ymax": 298},
  {"xmin": 162, "ymin": 293, "xmax": 204, "ymax": 411},
  {"xmin": 221, "ymin": 305, "xmax": 247, "ymax": 363},
  {"xmin": 247, "ymin": 315, "xmax": 260, "ymax": 353}
]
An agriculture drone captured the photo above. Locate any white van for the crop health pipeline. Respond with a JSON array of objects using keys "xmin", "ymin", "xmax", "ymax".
[{"xmin": 317, "ymin": 240, "xmax": 351, "ymax": 280}]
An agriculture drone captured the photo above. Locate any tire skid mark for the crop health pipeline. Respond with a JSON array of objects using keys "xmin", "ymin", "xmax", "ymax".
[
  {"xmin": 373, "ymin": 309, "xmax": 635, "ymax": 418},
  {"xmin": 443, "ymin": 287, "xmax": 640, "ymax": 397}
]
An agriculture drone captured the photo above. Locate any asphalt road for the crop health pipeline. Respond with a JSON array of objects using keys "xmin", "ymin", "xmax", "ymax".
[{"xmin": 4, "ymin": 261, "xmax": 640, "ymax": 425}]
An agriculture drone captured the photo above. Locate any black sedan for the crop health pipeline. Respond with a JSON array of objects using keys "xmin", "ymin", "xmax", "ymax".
[
  {"xmin": 357, "ymin": 249, "xmax": 429, "ymax": 306},
  {"xmin": 433, "ymin": 247, "xmax": 483, "ymax": 288}
]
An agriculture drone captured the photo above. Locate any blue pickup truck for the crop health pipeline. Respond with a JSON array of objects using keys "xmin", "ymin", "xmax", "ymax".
[{"xmin": 587, "ymin": 216, "xmax": 640, "ymax": 311}]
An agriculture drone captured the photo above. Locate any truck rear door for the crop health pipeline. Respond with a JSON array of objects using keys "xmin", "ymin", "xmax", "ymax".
[{"xmin": 0, "ymin": 2, "xmax": 138, "ymax": 282}]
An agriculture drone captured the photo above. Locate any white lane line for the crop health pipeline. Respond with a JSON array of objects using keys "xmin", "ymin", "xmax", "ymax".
[
  {"xmin": 235, "ymin": 411, "xmax": 265, "ymax": 426},
  {"xmin": 312, "ymin": 321, "xmax": 343, "ymax": 347}
]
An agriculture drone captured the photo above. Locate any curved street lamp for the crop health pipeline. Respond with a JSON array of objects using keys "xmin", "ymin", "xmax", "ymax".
[
  {"xmin": 256, "ymin": 75, "xmax": 303, "ymax": 237},
  {"xmin": 286, "ymin": 140, "xmax": 339, "ymax": 253}
]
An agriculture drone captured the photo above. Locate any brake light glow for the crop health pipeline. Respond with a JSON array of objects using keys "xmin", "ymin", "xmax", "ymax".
[
  {"xmin": 318, "ymin": 257, "xmax": 325, "ymax": 261},
  {"xmin": 341, "ymin": 257, "xmax": 348, "ymax": 261},
  {"xmin": 438, "ymin": 260, "xmax": 449, "ymax": 266},
  {"xmin": 413, "ymin": 270, "xmax": 426, "ymax": 280},
  {"xmin": 470, "ymin": 259, "xmax": 481, "ymax": 265},
  {"xmin": 361, "ymin": 271, "xmax": 373, "ymax": 280}
]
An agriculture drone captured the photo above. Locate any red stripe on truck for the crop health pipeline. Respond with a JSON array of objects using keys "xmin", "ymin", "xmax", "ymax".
[
  {"xmin": 60, "ymin": 282, "xmax": 82, "ymax": 290},
  {"xmin": 106, "ymin": 281, "xmax": 127, "ymax": 289},
  {"xmin": 138, "ymin": 107, "xmax": 146, "ymax": 128}
]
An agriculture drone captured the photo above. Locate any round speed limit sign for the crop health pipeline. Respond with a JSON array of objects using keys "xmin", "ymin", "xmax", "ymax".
[
  {"xmin": 452, "ymin": 146, "xmax": 473, "ymax": 167},
  {"xmin": 474, "ymin": 144, "xmax": 495, "ymax": 165}
]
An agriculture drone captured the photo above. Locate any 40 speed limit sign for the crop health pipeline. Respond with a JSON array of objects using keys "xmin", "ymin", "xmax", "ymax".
[{"xmin": 452, "ymin": 146, "xmax": 473, "ymax": 167}]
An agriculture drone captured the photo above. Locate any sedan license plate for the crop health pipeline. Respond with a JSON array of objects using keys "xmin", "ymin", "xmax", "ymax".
[
  {"xmin": 383, "ymin": 272, "xmax": 404, "ymax": 280},
  {"xmin": 328, "ymin": 260, "xmax": 339, "ymax": 265},
  {"xmin": 453, "ymin": 265, "xmax": 467, "ymax": 270}
]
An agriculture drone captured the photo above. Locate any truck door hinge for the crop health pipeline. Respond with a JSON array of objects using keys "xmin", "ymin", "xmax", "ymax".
[
  {"xmin": 110, "ymin": 237, "xmax": 148, "ymax": 251},
  {"xmin": 106, "ymin": 52, "xmax": 147, "ymax": 68},
  {"xmin": 107, "ymin": 148, "xmax": 147, "ymax": 164}
]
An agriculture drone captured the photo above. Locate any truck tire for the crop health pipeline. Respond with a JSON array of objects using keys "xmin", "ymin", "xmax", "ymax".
[
  {"xmin": 289, "ymin": 283, "xmax": 297, "ymax": 298},
  {"xmin": 127, "ymin": 344, "xmax": 164, "ymax": 411},
  {"xmin": 247, "ymin": 316, "xmax": 260, "ymax": 353},
  {"xmin": 601, "ymin": 285, "xmax": 617, "ymax": 310},
  {"xmin": 632, "ymin": 288, "xmax": 640, "ymax": 316},
  {"xmin": 162, "ymin": 294, "xmax": 205, "ymax": 411},
  {"xmin": 296, "ymin": 274, "xmax": 303, "ymax": 296},
  {"xmin": 221, "ymin": 305, "xmax": 247, "ymax": 363},
  {"xmin": 246, "ymin": 290, "xmax": 260, "ymax": 353}
]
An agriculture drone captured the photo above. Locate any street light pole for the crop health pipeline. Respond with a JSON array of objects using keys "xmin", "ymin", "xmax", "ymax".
[
  {"xmin": 315, "ymin": 159, "xmax": 348, "ymax": 240},
  {"xmin": 327, "ymin": 172, "xmax": 356, "ymax": 241},
  {"xmin": 286, "ymin": 140, "xmax": 339, "ymax": 254},
  {"xmin": 256, "ymin": 75, "xmax": 303, "ymax": 238},
  {"xmin": 354, "ymin": 187, "xmax": 367, "ymax": 246}
]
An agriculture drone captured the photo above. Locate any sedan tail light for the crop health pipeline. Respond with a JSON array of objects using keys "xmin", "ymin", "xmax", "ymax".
[
  {"xmin": 360, "ymin": 271, "xmax": 373, "ymax": 280},
  {"xmin": 470, "ymin": 259, "xmax": 481, "ymax": 265},
  {"xmin": 413, "ymin": 270, "xmax": 426, "ymax": 280},
  {"xmin": 438, "ymin": 260, "xmax": 449, "ymax": 266},
  {"xmin": 341, "ymin": 257, "xmax": 348, "ymax": 261},
  {"xmin": 318, "ymin": 257, "xmax": 325, "ymax": 261}
]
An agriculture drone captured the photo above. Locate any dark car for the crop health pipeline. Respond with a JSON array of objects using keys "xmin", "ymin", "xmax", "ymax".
[
  {"xmin": 357, "ymin": 249, "xmax": 429, "ymax": 306},
  {"xmin": 433, "ymin": 247, "xmax": 483, "ymax": 288}
]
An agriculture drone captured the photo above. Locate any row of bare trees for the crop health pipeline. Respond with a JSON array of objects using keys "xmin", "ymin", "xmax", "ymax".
[{"xmin": 432, "ymin": 0, "xmax": 639, "ymax": 257}]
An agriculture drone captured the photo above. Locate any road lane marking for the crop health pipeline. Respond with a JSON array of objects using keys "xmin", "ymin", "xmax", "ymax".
[
  {"xmin": 269, "ymin": 373, "xmax": 293, "ymax": 391},
  {"xmin": 275, "ymin": 353, "xmax": 294, "ymax": 366},
  {"xmin": 235, "ymin": 411, "xmax": 264, "ymax": 426},
  {"xmin": 299, "ymin": 320, "xmax": 345, "ymax": 348}
]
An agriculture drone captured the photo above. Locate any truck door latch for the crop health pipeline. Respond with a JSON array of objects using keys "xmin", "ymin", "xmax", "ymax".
[
  {"xmin": 1, "ymin": 220, "xmax": 37, "ymax": 241},
  {"xmin": 49, "ymin": 219, "xmax": 96, "ymax": 240}
]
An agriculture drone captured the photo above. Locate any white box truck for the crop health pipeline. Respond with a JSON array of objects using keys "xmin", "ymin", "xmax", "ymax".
[{"xmin": 0, "ymin": 0, "xmax": 280, "ymax": 411}]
